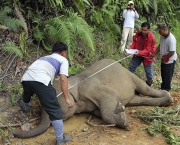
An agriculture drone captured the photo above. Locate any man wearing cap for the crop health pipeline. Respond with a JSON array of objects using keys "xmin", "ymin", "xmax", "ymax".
[
  {"xmin": 120, "ymin": 1, "xmax": 139, "ymax": 52},
  {"xmin": 129, "ymin": 22, "xmax": 156, "ymax": 87},
  {"xmin": 20, "ymin": 42, "xmax": 74, "ymax": 145},
  {"xmin": 152, "ymin": 23, "xmax": 177, "ymax": 91}
]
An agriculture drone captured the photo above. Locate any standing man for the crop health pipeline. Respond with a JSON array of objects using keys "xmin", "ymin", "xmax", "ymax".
[
  {"xmin": 121, "ymin": 1, "xmax": 139, "ymax": 52},
  {"xmin": 153, "ymin": 23, "xmax": 177, "ymax": 91},
  {"xmin": 129, "ymin": 22, "xmax": 156, "ymax": 86},
  {"xmin": 20, "ymin": 42, "xmax": 74, "ymax": 145}
]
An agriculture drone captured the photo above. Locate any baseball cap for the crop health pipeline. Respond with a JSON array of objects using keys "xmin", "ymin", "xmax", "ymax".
[
  {"xmin": 128, "ymin": 1, "xmax": 134, "ymax": 5},
  {"xmin": 156, "ymin": 23, "xmax": 168, "ymax": 31}
]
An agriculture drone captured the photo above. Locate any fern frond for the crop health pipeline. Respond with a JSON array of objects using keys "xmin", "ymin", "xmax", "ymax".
[
  {"xmin": 73, "ymin": 0, "xmax": 90, "ymax": 17},
  {"xmin": 3, "ymin": 18, "xmax": 26, "ymax": 32},
  {"xmin": 2, "ymin": 42, "xmax": 23, "ymax": 58},
  {"xmin": 0, "ymin": 6, "xmax": 26, "ymax": 32},
  {"xmin": 67, "ymin": 12, "xmax": 95, "ymax": 51},
  {"xmin": 0, "ymin": 6, "xmax": 12, "ymax": 24},
  {"xmin": 32, "ymin": 25, "xmax": 45, "ymax": 42}
]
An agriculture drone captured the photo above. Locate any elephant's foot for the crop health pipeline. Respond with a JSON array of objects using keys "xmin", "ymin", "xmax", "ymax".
[
  {"xmin": 116, "ymin": 112, "xmax": 129, "ymax": 130},
  {"xmin": 159, "ymin": 95, "xmax": 173, "ymax": 106},
  {"xmin": 114, "ymin": 102, "xmax": 125, "ymax": 114}
]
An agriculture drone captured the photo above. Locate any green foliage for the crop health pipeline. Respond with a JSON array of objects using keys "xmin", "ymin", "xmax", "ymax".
[
  {"xmin": 0, "ymin": 6, "xmax": 26, "ymax": 32},
  {"xmin": 2, "ymin": 42, "xmax": 23, "ymax": 58},
  {"xmin": 170, "ymin": 20, "xmax": 180, "ymax": 55},
  {"xmin": 0, "ymin": 119, "xmax": 14, "ymax": 144},
  {"xmin": 32, "ymin": 9, "xmax": 95, "ymax": 61},
  {"xmin": 136, "ymin": 104, "xmax": 180, "ymax": 125},
  {"xmin": 19, "ymin": 32, "xmax": 28, "ymax": 55},
  {"xmin": 69, "ymin": 64, "xmax": 85, "ymax": 76},
  {"xmin": 32, "ymin": 25, "xmax": 44, "ymax": 42},
  {"xmin": 89, "ymin": 0, "xmax": 121, "ymax": 44},
  {"xmin": 136, "ymin": 103, "xmax": 180, "ymax": 144},
  {"xmin": 46, "ymin": 0, "xmax": 63, "ymax": 8},
  {"xmin": 73, "ymin": 0, "xmax": 90, "ymax": 17},
  {"xmin": 141, "ymin": 121, "xmax": 180, "ymax": 144}
]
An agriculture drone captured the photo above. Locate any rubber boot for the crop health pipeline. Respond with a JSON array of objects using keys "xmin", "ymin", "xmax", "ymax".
[
  {"xmin": 20, "ymin": 100, "xmax": 31, "ymax": 113},
  {"xmin": 56, "ymin": 135, "xmax": 71, "ymax": 145}
]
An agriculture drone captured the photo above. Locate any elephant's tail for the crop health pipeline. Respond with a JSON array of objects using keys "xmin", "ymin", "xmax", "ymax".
[{"xmin": 9, "ymin": 107, "xmax": 50, "ymax": 138}]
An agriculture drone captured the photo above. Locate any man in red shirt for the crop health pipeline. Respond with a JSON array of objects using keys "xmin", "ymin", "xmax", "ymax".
[{"xmin": 129, "ymin": 22, "xmax": 156, "ymax": 86}]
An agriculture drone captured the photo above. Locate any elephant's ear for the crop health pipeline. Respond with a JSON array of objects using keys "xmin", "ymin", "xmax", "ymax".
[
  {"xmin": 68, "ymin": 78, "xmax": 81, "ymax": 102},
  {"xmin": 69, "ymin": 87, "xmax": 79, "ymax": 102}
]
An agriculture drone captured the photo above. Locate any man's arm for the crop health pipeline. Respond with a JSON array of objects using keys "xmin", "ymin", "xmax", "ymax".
[
  {"xmin": 60, "ymin": 74, "xmax": 73, "ymax": 107},
  {"xmin": 154, "ymin": 45, "xmax": 160, "ymax": 56},
  {"xmin": 132, "ymin": 8, "xmax": 139, "ymax": 18},
  {"xmin": 161, "ymin": 51, "xmax": 174, "ymax": 62}
]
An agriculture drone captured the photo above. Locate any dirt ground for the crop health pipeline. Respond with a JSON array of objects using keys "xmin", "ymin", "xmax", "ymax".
[{"xmin": 0, "ymin": 91, "xmax": 179, "ymax": 145}]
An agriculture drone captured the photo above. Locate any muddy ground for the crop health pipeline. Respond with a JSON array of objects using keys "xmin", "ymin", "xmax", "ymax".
[{"xmin": 0, "ymin": 91, "xmax": 179, "ymax": 145}]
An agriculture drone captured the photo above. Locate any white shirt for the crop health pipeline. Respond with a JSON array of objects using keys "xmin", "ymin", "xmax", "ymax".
[
  {"xmin": 160, "ymin": 32, "xmax": 177, "ymax": 64},
  {"xmin": 123, "ymin": 9, "xmax": 139, "ymax": 28},
  {"xmin": 21, "ymin": 53, "xmax": 69, "ymax": 86}
]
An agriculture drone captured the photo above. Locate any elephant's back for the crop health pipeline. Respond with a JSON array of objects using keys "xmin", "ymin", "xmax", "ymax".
[{"xmin": 75, "ymin": 59, "xmax": 136, "ymax": 105}]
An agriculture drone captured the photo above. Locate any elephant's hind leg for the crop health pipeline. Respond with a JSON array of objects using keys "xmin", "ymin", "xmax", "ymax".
[{"xmin": 126, "ymin": 95, "xmax": 173, "ymax": 107}]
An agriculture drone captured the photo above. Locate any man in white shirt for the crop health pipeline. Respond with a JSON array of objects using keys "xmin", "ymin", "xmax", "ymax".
[
  {"xmin": 20, "ymin": 42, "xmax": 74, "ymax": 145},
  {"xmin": 153, "ymin": 23, "xmax": 177, "ymax": 91},
  {"xmin": 121, "ymin": 1, "xmax": 139, "ymax": 52}
]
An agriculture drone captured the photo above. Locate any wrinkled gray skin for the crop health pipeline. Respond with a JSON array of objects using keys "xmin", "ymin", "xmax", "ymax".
[{"xmin": 10, "ymin": 59, "xmax": 173, "ymax": 138}]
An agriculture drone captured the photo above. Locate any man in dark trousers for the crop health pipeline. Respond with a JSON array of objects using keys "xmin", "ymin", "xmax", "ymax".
[
  {"xmin": 129, "ymin": 22, "xmax": 156, "ymax": 86},
  {"xmin": 20, "ymin": 42, "xmax": 74, "ymax": 145},
  {"xmin": 153, "ymin": 23, "xmax": 177, "ymax": 91}
]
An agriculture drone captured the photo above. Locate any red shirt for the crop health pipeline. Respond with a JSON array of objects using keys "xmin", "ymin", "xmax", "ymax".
[{"xmin": 130, "ymin": 30, "xmax": 156, "ymax": 66}]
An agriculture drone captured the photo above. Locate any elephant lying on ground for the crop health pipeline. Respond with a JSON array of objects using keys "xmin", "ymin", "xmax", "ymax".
[{"xmin": 10, "ymin": 59, "xmax": 173, "ymax": 138}]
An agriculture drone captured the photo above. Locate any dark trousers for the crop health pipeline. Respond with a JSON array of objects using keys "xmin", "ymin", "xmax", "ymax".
[
  {"xmin": 161, "ymin": 61, "xmax": 176, "ymax": 91},
  {"xmin": 21, "ymin": 81, "xmax": 62, "ymax": 121}
]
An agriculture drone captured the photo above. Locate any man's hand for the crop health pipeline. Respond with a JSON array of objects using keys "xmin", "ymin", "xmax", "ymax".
[
  {"xmin": 150, "ymin": 53, "xmax": 155, "ymax": 58},
  {"xmin": 134, "ymin": 51, "xmax": 139, "ymax": 56},
  {"xmin": 65, "ymin": 98, "xmax": 74, "ymax": 108}
]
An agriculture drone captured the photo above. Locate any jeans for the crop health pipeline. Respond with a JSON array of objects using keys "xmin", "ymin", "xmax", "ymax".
[
  {"xmin": 129, "ymin": 56, "xmax": 153, "ymax": 81},
  {"xmin": 161, "ymin": 61, "xmax": 176, "ymax": 91}
]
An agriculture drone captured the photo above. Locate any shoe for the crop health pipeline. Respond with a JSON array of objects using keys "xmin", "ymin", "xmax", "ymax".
[
  {"xmin": 146, "ymin": 80, "xmax": 152, "ymax": 87},
  {"xmin": 20, "ymin": 100, "xmax": 31, "ymax": 113},
  {"xmin": 56, "ymin": 135, "xmax": 71, "ymax": 145}
]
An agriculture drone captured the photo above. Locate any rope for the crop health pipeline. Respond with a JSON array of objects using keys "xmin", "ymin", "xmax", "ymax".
[
  {"xmin": 57, "ymin": 54, "xmax": 157, "ymax": 97},
  {"xmin": 57, "ymin": 54, "xmax": 133, "ymax": 97}
]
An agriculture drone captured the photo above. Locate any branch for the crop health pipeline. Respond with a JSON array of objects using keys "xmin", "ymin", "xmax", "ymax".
[{"xmin": 86, "ymin": 115, "xmax": 116, "ymax": 127}]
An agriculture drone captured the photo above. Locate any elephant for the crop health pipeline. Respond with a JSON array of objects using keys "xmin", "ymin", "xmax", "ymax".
[{"xmin": 9, "ymin": 59, "xmax": 173, "ymax": 138}]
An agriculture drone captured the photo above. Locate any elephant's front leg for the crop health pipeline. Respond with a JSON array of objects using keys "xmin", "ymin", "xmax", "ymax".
[{"xmin": 84, "ymin": 85, "xmax": 129, "ymax": 129}]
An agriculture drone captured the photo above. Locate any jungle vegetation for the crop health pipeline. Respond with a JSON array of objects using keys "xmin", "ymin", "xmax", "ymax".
[{"xmin": 0, "ymin": 0, "xmax": 180, "ymax": 86}]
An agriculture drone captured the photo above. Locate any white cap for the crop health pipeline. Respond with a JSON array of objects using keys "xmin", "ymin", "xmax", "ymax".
[{"xmin": 128, "ymin": 1, "xmax": 134, "ymax": 5}]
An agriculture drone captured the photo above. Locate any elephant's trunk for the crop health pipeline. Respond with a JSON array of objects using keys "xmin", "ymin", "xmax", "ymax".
[{"xmin": 9, "ymin": 107, "xmax": 50, "ymax": 138}]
